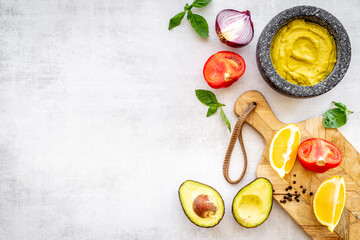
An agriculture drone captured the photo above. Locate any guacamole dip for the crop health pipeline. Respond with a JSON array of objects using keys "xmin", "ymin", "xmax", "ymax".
[{"xmin": 271, "ymin": 19, "xmax": 336, "ymax": 86}]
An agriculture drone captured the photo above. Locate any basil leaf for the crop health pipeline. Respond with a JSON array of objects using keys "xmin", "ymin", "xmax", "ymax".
[
  {"xmin": 193, "ymin": 0, "xmax": 212, "ymax": 8},
  {"xmin": 323, "ymin": 108, "xmax": 348, "ymax": 129},
  {"xmin": 196, "ymin": 90, "xmax": 231, "ymax": 132},
  {"xmin": 188, "ymin": 12, "xmax": 209, "ymax": 38},
  {"xmin": 332, "ymin": 101, "xmax": 346, "ymax": 112},
  {"xmin": 168, "ymin": 11, "xmax": 186, "ymax": 30},
  {"xmin": 195, "ymin": 89, "xmax": 218, "ymax": 106},
  {"xmin": 187, "ymin": 9, "xmax": 191, "ymax": 20},
  {"xmin": 206, "ymin": 106, "xmax": 217, "ymax": 117},
  {"xmin": 333, "ymin": 101, "xmax": 353, "ymax": 113},
  {"xmin": 220, "ymin": 108, "xmax": 231, "ymax": 132}
]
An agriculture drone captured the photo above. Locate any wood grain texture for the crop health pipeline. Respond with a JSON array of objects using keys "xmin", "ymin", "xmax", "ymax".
[{"xmin": 234, "ymin": 90, "xmax": 360, "ymax": 240}]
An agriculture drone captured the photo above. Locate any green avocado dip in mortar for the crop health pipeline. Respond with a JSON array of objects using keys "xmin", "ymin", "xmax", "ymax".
[{"xmin": 271, "ymin": 19, "xmax": 337, "ymax": 86}]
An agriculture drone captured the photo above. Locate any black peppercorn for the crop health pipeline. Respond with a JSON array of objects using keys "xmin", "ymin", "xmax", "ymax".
[
  {"xmin": 289, "ymin": 186, "xmax": 292, "ymax": 190},
  {"xmin": 293, "ymin": 181, "xmax": 296, "ymax": 184},
  {"xmin": 310, "ymin": 192, "xmax": 313, "ymax": 196}
]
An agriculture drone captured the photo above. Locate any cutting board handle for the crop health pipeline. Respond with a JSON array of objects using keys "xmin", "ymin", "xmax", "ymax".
[{"xmin": 234, "ymin": 90, "xmax": 285, "ymax": 143}]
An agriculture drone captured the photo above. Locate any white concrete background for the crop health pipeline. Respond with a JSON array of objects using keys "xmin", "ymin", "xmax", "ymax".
[{"xmin": 0, "ymin": 0, "xmax": 359, "ymax": 239}]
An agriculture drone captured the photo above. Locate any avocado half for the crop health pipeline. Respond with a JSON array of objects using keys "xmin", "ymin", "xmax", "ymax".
[
  {"xmin": 178, "ymin": 180, "xmax": 225, "ymax": 228},
  {"xmin": 232, "ymin": 177, "xmax": 273, "ymax": 228}
]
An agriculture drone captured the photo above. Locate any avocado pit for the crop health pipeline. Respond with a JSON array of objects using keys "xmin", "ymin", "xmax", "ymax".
[
  {"xmin": 193, "ymin": 194, "xmax": 217, "ymax": 218},
  {"xmin": 178, "ymin": 180, "xmax": 225, "ymax": 228}
]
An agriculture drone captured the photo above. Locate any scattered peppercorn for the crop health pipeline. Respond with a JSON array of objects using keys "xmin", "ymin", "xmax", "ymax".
[
  {"xmin": 289, "ymin": 198, "xmax": 292, "ymax": 201},
  {"xmin": 296, "ymin": 199, "xmax": 299, "ymax": 202},
  {"xmin": 300, "ymin": 185, "xmax": 303, "ymax": 188},
  {"xmin": 310, "ymin": 192, "xmax": 313, "ymax": 196},
  {"xmin": 285, "ymin": 188, "xmax": 288, "ymax": 191},
  {"xmin": 293, "ymin": 181, "xmax": 296, "ymax": 184},
  {"xmin": 288, "ymin": 186, "xmax": 292, "ymax": 190},
  {"xmin": 283, "ymin": 200, "xmax": 286, "ymax": 203},
  {"xmin": 273, "ymin": 189, "xmax": 275, "ymax": 193},
  {"xmin": 295, "ymin": 191, "xmax": 297, "ymax": 194},
  {"xmin": 287, "ymin": 193, "xmax": 291, "ymax": 197},
  {"xmin": 293, "ymin": 174, "xmax": 296, "ymax": 177}
]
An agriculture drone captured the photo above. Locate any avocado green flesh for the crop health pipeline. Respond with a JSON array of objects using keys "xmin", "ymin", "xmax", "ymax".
[
  {"xmin": 232, "ymin": 178, "xmax": 273, "ymax": 228},
  {"xmin": 179, "ymin": 180, "xmax": 224, "ymax": 227}
]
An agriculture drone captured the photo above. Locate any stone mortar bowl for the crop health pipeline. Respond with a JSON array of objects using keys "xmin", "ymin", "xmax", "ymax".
[{"xmin": 256, "ymin": 6, "xmax": 351, "ymax": 98}]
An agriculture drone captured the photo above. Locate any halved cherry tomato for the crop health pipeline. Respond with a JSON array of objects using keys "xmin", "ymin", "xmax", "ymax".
[
  {"xmin": 297, "ymin": 138, "xmax": 342, "ymax": 173},
  {"xmin": 203, "ymin": 51, "xmax": 246, "ymax": 89}
]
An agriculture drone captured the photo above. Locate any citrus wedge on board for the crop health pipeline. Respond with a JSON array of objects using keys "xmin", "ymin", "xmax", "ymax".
[
  {"xmin": 313, "ymin": 176, "xmax": 346, "ymax": 232},
  {"xmin": 269, "ymin": 123, "xmax": 300, "ymax": 178}
]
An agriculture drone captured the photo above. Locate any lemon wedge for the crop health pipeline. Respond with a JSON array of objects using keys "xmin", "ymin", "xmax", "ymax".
[
  {"xmin": 269, "ymin": 123, "xmax": 301, "ymax": 178},
  {"xmin": 313, "ymin": 176, "xmax": 345, "ymax": 232}
]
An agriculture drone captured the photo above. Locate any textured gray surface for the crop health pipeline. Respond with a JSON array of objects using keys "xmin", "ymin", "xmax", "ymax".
[
  {"xmin": 256, "ymin": 6, "xmax": 351, "ymax": 97},
  {"xmin": 0, "ymin": 0, "xmax": 359, "ymax": 239}
]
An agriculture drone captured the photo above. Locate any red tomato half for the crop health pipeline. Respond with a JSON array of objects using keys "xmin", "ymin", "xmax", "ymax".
[
  {"xmin": 203, "ymin": 51, "xmax": 246, "ymax": 89},
  {"xmin": 297, "ymin": 138, "xmax": 342, "ymax": 173}
]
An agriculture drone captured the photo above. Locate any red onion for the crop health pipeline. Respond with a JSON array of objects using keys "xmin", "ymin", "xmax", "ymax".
[{"xmin": 215, "ymin": 10, "xmax": 254, "ymax": 48}]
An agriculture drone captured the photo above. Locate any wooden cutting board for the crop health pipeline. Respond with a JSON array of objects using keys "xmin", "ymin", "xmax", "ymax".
[{"xmin": 234, "ymin": 90, "xmax": 360, "ymax": 240}]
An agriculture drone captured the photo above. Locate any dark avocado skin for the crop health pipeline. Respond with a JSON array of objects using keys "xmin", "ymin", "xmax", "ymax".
[
  {"xmin": 232, "ymin": 177, "xmax": 273, "ymax": 228},
  {"xmin": 178, "ymin": 180, "xmax": 225, "ymax": 228}
]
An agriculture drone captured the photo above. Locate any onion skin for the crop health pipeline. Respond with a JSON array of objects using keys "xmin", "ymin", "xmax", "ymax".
[{"xmin": 216, "ymin": 9, "xmax": 254, "ymax": 48}]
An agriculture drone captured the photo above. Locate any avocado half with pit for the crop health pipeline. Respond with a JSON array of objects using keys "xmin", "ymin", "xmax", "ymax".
[
  {"xmin": 179, "ymin": 180, "xmax": 225, "ymax": 228},
  {"xmin": 232, "ymin": 178, "xmax": 273, "ymax": 228}
]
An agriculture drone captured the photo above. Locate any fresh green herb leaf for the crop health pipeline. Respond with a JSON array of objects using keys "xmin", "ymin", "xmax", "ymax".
[
  {"xmin": 169, "ymin": 11, "xmax": 186, "ymax": 30},
  {"xmin": 195, "ymin": 89, "xmax": 218, "ymax": 106},
  {"xmin": 206, "ymin": 106, "xmax": 217, "ymax": 117},
  {"xmin": 195, "ymin": 90, "xmax": 231, "ymax": 132},
  {"xmin": 187, "ymin": 10, "xmax": 192, "ymax": 21},
  {"xmin": 188, "ymin": 12, "xmax": 209, "ymax": 38},
  {"xmin": 323, "ymin": 102, "xmax": 353, "ymax": 128},
  {"xmin": 168, "ymin": 1, "xmax": 209, "ymax": 38},
  {"xmin": 193, "ymin": 0, "xmax": 211, "ymax": 8},
  {"xmin": 220, "ymin": 108, "xmax": 231, "ymax": 132},
  {"xmin": 323, "ymin": 108, "xmax": 348, "ymax": 128},
  {"xmin": 333, "ymin": 101, "xmax": 353, "ymax": 113},
  {"xmin": 332, "ymin": 101, "xmax": 346, "ymax": 112}
]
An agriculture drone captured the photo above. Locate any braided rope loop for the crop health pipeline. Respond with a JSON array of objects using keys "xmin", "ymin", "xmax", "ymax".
[{"xmin": 223, "ymin": 102, "xmax": 257, "ymax": 184}]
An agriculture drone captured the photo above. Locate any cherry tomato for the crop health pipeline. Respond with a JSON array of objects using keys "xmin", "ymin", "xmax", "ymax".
[
  {"xmin": 297, "ymin": 138, "xmax": 342, "ymax": 173},
  {"xmin": 203, "ymin": 51, "xmax": 246, "ymax": 89}
]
